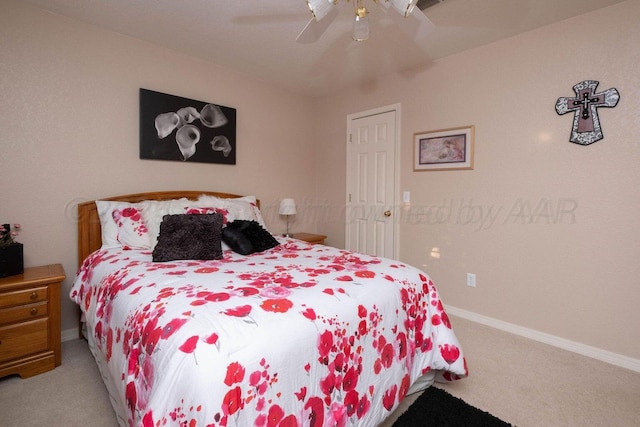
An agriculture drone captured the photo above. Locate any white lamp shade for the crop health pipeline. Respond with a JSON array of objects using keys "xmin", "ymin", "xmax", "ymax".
[
  {"xmin": 390, "ymin": 0, "xmax": 419, "ymax": 17},
  {"xmin": 279, "ymin": 199, "xmax": 297, "ymax": 215},
  {"xmin": 306, "ymin": 0, "xmax": 336, "ymax": 22}
]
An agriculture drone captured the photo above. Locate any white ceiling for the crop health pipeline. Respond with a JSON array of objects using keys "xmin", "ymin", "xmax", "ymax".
[{"xmin": 21, "ymin": 0, "xmax": 624, "ymax": 98}]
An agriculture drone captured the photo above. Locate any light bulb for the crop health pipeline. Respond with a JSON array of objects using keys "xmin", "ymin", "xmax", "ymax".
[{"xmin": 352, "ymin": 6, "xmax": 370, "ymax": 41}]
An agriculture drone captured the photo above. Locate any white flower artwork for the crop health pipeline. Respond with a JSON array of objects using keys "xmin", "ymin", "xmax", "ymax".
[{"xmin": 140, "ymin": 89, "xmax": 236, "ymax": 164}]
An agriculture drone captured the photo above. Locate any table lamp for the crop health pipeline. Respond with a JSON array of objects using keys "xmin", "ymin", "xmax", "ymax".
[{"xmin": 279, "ymin": 198, "xmax": 297, "ymax": 237}]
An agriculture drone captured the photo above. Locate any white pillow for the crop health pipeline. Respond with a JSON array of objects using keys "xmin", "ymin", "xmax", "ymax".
[
  {"xmin": 96, "ymin": 196, "xmax": 266, "ymax": 250},
  {"xmin": 197, "ymin": 195, "xmax": 267, "ymax": 229},
  {"xmin": 111, "ymin": 206, "xmax": 151, "ymax": 249},
  {"xmin": 96, "ymin": 200, "xmax": 142, "ymax": 249}
]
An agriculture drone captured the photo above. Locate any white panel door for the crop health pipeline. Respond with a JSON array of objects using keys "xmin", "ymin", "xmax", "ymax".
[{"xmin": 346, "ymin": 107, "xmax": 397, "ymax": 258}]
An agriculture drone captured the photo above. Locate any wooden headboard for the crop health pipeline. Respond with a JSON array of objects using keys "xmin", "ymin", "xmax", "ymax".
[{"xmin": 77, "ymin": 190, "xmax": 254, "ymax": 266}]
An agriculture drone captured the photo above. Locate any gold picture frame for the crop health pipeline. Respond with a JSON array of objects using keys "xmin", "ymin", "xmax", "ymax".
[{"xmin": 413, "ymin": 125, "xmax": 474, "ymax": 171}]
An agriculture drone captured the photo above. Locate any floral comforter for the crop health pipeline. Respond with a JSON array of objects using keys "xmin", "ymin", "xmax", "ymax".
[{"xmin": 70, "ymin": 238, "xmax": 467, "ymax": 427}]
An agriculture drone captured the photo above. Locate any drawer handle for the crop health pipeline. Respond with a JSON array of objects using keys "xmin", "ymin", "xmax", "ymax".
[
  {"xmin": 30, "ymin": 307, "xmax": 39, "ymax": 315},
  {"xmin": 30, "ymin": 291, "xmax": 38, "ymax": 300}
]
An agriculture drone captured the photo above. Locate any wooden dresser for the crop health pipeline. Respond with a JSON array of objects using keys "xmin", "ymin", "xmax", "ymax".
[{"xmin": 0, "ymin": 264, "xmax": 65, "ymax": 378}]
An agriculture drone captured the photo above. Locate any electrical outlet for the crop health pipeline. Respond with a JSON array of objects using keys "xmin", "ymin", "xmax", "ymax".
[{"xmin": 466, "ymin": 273, "xmax": 476, "ymax": 287}]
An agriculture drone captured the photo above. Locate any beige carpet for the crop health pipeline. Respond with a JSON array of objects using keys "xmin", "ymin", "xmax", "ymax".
[{"xmin": 1, "ymin": 315, "xmax": 639, "ymax": 427}]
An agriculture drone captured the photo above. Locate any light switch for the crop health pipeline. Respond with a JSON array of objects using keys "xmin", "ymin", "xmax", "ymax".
[
  {"xmin": 403, "ymin": 191, "xmax": 410, "ymax": 203},
  {"xmin": 467, "ymin": 273, "xmax": 476, "ymax": 287}
]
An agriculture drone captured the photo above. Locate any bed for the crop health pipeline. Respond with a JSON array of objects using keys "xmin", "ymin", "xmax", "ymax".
[{"xmin": 70, "ymin": 190, "xmax": 467, "ymax": 427}]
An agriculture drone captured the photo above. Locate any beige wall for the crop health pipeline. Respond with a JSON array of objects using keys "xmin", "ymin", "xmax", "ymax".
[
  {"xmin": 315, "ymin": 0, "xmax": 640, "ymax": 361},
  {"xmin": 1, "ymin": 0, "xmax": 317, "ymax": 333}
]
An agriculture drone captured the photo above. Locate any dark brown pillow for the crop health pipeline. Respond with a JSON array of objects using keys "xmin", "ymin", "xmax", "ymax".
[{"xmin": 152, "ymin": 213, "xmax": 223, "ymax": 262}]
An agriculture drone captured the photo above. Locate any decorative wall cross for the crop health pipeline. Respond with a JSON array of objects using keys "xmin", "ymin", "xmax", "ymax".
[{"xmin": 555, "ymin": 80, "xmax": 619, "ymax": 145}]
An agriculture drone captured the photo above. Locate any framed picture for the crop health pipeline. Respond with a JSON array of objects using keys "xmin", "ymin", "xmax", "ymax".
[
  {"xmin": 413, "ymin": 125, "xmax": 474, "ymax": 171},
  {"xmin": 140, "ymin": 88, "xmax": 236, "ymax": 164}
]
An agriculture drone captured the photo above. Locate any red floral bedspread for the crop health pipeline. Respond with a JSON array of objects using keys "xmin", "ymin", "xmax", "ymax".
[{"xmin": 70, "ymin": 238, "xmax": 467, "ymax": 427}]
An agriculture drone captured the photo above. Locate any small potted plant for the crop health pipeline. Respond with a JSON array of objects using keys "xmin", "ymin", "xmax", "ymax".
[{"xmin": 0, "ymin": 223, "xmax": 23, "ymax": 277}]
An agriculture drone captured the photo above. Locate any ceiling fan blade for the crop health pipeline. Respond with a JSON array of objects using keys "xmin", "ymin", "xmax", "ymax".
[
  {"xmin": 295, "ymin": 7, "xmax": 340, "ymax": 44},
  {"xmin": 383, "ymin": 5, "xmax": 435, "ymax": 43}
]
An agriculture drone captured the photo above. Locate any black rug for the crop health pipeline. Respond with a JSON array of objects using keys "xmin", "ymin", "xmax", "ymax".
[{"xmin": 392, "ymin": 387, "xmax": 513, "ymax": 427}]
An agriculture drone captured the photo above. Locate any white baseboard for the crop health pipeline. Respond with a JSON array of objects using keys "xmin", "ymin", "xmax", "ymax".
[
  {"xmin": 62, "ymin": 327, "xmax": 80, "ymax": 342},
  {"xmin": 445, "ymin": 305, "xmax": 640, "ymax": 373}
]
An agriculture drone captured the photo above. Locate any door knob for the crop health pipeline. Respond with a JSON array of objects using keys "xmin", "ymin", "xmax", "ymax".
[{"xmin": 384, "ymin": 210, "xmax": 391, "ymax": 217}]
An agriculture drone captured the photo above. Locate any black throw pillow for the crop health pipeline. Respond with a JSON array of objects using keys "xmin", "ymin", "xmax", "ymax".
[
  {"xmin": 152, "ymin": 213, "xmax": 223, "ymax": 262},
  {"xmin": 222, "ymin": 220, "xmax": 279, "ymax": 255},
  {"xmin": 221, "ymin": 227, "xmax": 254, "ymax": 255}
]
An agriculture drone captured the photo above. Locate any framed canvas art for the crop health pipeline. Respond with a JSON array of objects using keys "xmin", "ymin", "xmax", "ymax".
[
  {"xmin": 413, "ymin": 125, "xmax": 474, "ymax": 171},
  {"xmin": 140, "ymin": 88, "xmax": 236, "ymax": 165}
]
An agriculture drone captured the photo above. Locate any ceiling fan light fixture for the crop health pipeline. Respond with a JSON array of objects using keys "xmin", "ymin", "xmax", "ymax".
[
  {"xmin": 306, "ymin": 0, "xmax": 337, "ymax": 22},
  {"xmin": 351, "ymin": 6, "xmax": 370, "ymax": 41},
  {"xmin": 389, "ymin": 0, "xmax": 419, "ymax": 17}
]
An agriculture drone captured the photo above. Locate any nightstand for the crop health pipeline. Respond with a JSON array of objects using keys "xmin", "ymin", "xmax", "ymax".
[
  {"xmin": 0, "ymin": 264, "xmax": 65, "ymax": 379},
  {"xmin": 292, "ymin": 232, "xmax": 327, "ymax": 245}
]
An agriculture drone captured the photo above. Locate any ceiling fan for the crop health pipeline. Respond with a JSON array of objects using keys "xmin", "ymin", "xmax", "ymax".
[{"xmin": 297, "ymin": 0, "xmax": 441, "ymax": 43}]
